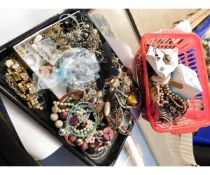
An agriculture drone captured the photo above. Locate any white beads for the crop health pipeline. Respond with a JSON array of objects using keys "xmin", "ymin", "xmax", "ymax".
[
  {"xmin": 50, "ymin": 113, "xmax": 59, "ymax": 121},
  {"xmin": 97, "ymin": 130, "xmax": 103, "ymax": 137},
  {"xmin": 93, "ymin": 29, "xmax": 98, "ymax": 34},
  {"xmin": 76, "ymin": 138, "xmax": 83, "ymax": 146},
  {"xmin": 104, "ymin": 102, "xmax": 111, "ymax": 117},
  {"xmin": 55, "ymin": 120, "xmax": 63, "ymax": 128},
  {"xmin": 52, "ymin": 105, "xmax": 59, "ymax": 113}
]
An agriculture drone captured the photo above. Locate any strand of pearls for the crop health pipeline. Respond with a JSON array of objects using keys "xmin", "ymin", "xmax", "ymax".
[{"xmin": 50, "ymin": 99, "xmax": 75, "ymax": 129}]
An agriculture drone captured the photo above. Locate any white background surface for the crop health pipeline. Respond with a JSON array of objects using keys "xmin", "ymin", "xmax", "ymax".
[
  {"xmin": 0, "ymin": 9, "xmax": 62, "ymax": 46},
  {"xmin": 0, "ymin": 9, "xmax": 64, "ymax": 160}
]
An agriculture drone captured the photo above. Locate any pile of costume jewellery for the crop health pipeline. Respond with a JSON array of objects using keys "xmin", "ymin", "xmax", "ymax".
[
  {"xmin": 146, "ymin": 46, "xmax": 203, "ymax": 124},
  {"xmin": 4, "ymin": 59, "xmax": 43, "ymax": 110},
  {"xmin": 12, "ymin": 12, "xmax": 141, "ymax": 159}
]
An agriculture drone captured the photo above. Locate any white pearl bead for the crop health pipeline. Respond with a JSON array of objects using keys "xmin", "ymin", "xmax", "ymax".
[
  {"xmin": 60, "ymin": 102, "xmax": 64, "ymax": 106},
  {"xmin": 68, "ymin": 103, "xmax": 71, "ymax": 106},
  {"xmin": 106, "ymin": 141, "xmax": 111, "ymax": 146},
  {"xmin": 50, "ymin": 113, "xmax": 59, "ymax": 121},
  {"xmin": 55, "ymin": 120, "xmax": 63, "ymax": 128},
  {"xmin": 98, "ymin": 130, "xmax": 103, "ymax": 136},
  {"xmin": 52, "ymin": 106, "xmax": 59, "ymax": 113},
  {"xmin": 104, "ymin": 102, "xmax": 111, "ymax": 117},
  {"xmin": 93, "ymin": 29, "xmax": 98, "ymax": 34},
  {"xmin": 76, "ymin": 139, "xmax": 83, "ymax": 146}
]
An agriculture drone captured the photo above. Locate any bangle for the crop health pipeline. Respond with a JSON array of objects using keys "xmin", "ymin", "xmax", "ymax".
[{"xmin": 66, "ymin": 102, "xmax": 99, "ymax": 138}]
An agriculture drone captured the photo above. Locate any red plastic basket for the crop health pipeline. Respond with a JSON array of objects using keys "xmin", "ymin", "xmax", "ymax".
[{"xmin": 136, "ymin": 29, "xmax": 210, "ymax": 134}]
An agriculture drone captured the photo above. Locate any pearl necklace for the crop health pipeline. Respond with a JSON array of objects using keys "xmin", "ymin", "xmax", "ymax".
[{"xmin": 150, "ymin": 80, "xmax": 189, "ymax": 123}]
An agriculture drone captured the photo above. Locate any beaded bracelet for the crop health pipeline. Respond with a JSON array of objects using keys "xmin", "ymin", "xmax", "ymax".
[
  {"xmin": 66, "ymin": 102, "xmax": 99, "ymax": 138},
  {"xmin": 50, "ymin": 92, "xmax": 115, "ymax": 156}
]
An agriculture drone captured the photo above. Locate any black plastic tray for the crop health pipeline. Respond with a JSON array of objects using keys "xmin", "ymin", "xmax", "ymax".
[{"xmin": 0, "ymin": 9, "xmax": 128, "ymax": 166}]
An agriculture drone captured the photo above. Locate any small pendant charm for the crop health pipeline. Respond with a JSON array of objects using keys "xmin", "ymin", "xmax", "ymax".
[{"xmin": 127, "ymin": 94, "xmax": 138, "ymax": 106}]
